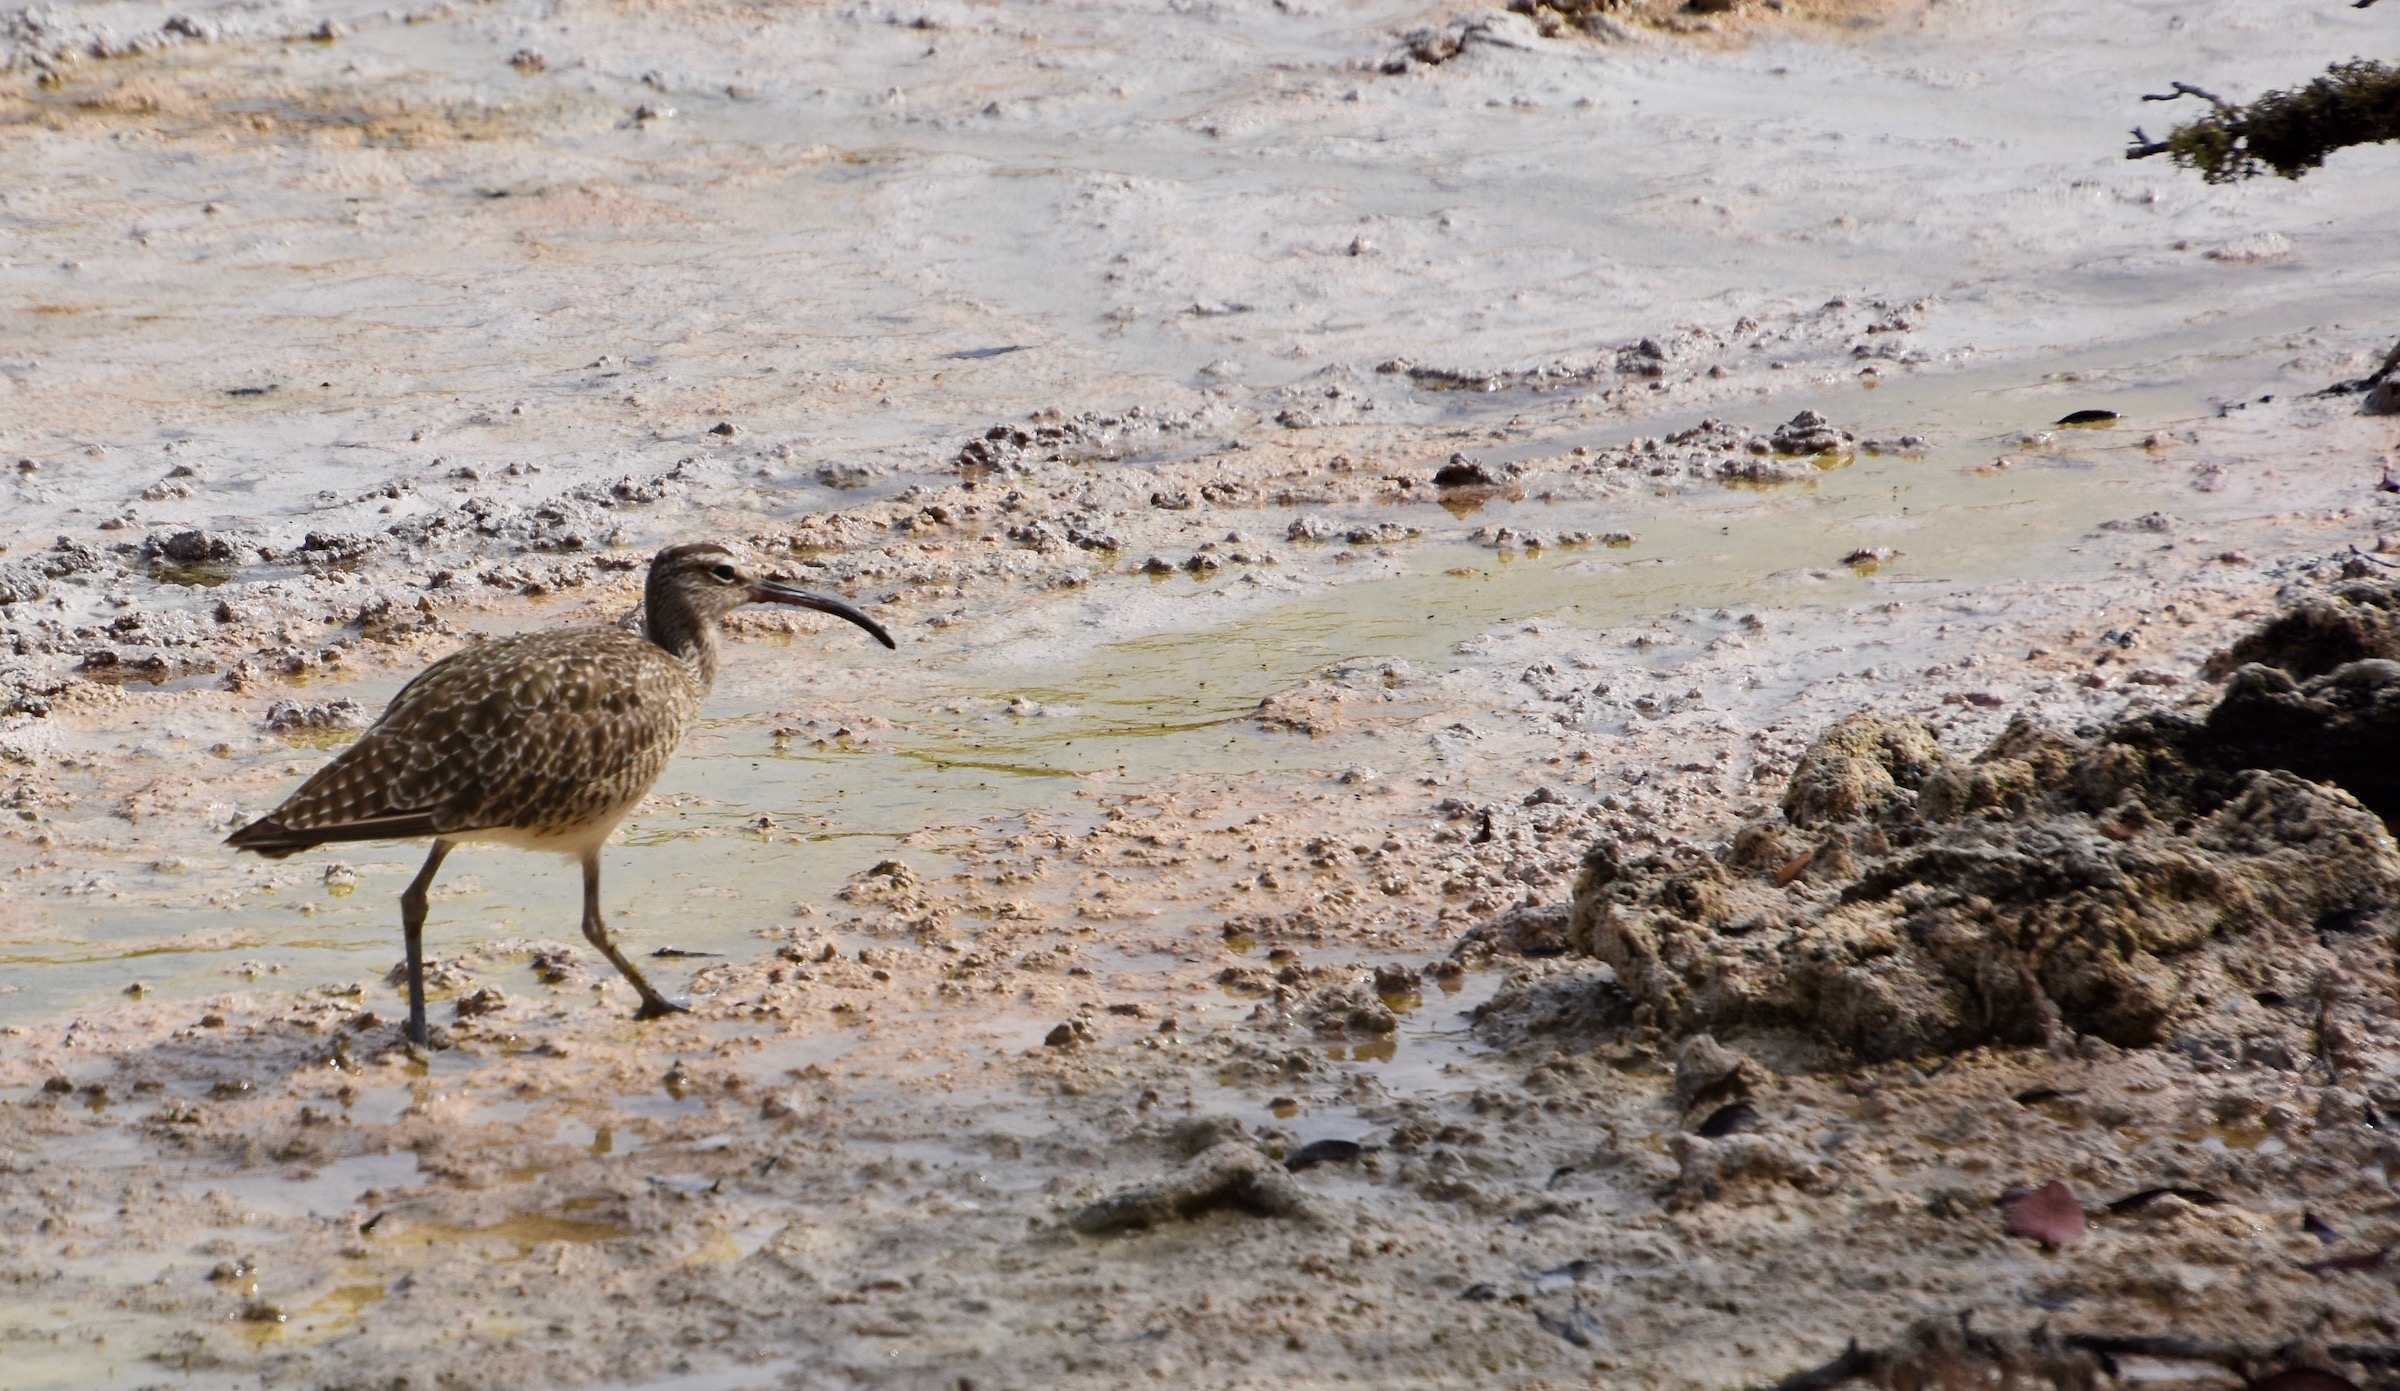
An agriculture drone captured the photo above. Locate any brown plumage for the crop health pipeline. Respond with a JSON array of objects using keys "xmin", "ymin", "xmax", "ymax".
[
  {"xmin": 227, "ymin": 542, "xmax": 894, "ymax": 1046},
  {"xmin": 227, "ymin": 628, "xmax": 702, "ymax": 857}
]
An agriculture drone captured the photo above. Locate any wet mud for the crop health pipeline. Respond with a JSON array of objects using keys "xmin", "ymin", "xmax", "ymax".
[
  {"xmin": 6, "ymin": 0, "xmax": 2400, "ymax": 1385},
  {"xmin": 1516, "ymin": 619, "xmax": 2400, "ymax": 1066},
  {"xmin": 12, "ymin": 506, "xmax": 2400, "ymax": 1389}
]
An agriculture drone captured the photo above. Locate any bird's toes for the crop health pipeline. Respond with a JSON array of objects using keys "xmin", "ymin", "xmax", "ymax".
[{"xmin": 633, "ymin": 997, "xmax": 691, "ymax": 1020}]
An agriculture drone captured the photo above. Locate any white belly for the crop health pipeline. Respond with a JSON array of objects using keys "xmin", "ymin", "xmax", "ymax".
[{"xmin": 450, "ymin": 797, "xmax": 643, "ymax": 859}]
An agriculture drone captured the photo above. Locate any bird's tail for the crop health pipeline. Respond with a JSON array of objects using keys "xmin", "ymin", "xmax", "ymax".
[
  {"xmin": 226, "ymin": 810, "xmax": 447, "ymax": 857},
  {"xmin": 223, "ymin": 816, "xmax": 314, "ymax": 859}
]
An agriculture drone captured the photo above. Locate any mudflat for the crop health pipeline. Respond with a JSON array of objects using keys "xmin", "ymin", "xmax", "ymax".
[{"xmin": 3, "ymin": 0, "xmax": 2398, "ymax": 1386}]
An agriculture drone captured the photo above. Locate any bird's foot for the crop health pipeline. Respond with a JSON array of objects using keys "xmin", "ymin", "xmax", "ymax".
[{"xmin": 632, "ymin": 996, "xmax": 690, "ymax": 1021}]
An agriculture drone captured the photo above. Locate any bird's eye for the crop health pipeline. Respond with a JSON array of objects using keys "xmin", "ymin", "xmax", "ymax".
[{"xmin": 711, "ymin": 564, "xmax": 738, "ymax": 583}]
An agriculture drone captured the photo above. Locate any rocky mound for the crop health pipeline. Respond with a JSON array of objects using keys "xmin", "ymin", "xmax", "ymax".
[
  {"xmin": 2206, "ymin": 574, "xmax": 2400, "ymax": 680},
  {"xmin": 1477, "ymin": 601, "xmax": 2400, "ymax": 1068}
]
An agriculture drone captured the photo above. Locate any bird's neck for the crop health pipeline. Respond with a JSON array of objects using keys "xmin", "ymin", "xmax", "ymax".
[{"xmin": 643, "ymin": 599, "xmax": 722, "ymax": 690}]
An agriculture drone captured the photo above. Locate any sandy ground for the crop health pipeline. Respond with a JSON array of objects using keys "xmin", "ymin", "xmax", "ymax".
[{"xmin": 4, "ymin": 0, "xmax": 2400, "ymax": 1386}]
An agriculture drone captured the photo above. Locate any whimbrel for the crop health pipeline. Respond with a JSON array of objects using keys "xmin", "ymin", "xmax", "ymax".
[{"xmin": 227, "ymin": 542, "xmax": 894, "ymax": 1046}]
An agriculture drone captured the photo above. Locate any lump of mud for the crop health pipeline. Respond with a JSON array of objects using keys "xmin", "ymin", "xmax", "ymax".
[
  {"xmin": 1671, "ymin": 1033, "xmax": 1764, "ymax": 1110},
  {"xmin": 264, "ymin": 698, "xmax": 369, "ymax": 733},
  {"xmin": 1715, "ymin": 455, "xmax": 1818, "ymax": 485},
  {"xmin": 1070, "ymin": 1142, "xmax": 1323, "ymax": 1234},
  {"xmin": 1511, "ymin": 642, "xmax": 2400, "ymax": 1064},
  {"xmin": 1456, "ymin": 901, "xmax": 1572, "ymax": 957},
  {"xmin": 1668, "ymin": 1130, "xmax": 1829, "ymax": 1207},
  {"xmin": 1780, "ymin": 711, "xmax": 1941, "ymax": 827},
  {"xmin": 0, "ymin": 560, "xmax": 49, "ymax": 607},
  {"xmin": 2205, "ymin": 577, "xmax": 2400, "ymax": 679},
  {"xmin": 1433, "ymin": 455, "xmax": 1511, "ymax": 488},
  {"xmin": 2202, "ymin": 659, "xmax": 2400, "ymax": 820},
  {"xmin": 1773, "ymin": 1317, "xmax": 2104, "ymax": 1391},
  {"xmin": 1161, "ymin": 1114, "xmax": 1250, "ymax": 1158},
  {"xmin": 0, "ymin": 539, "xmax": 116, "ymax": 607},
  {"xmin": 145, "ymin": 529, "xmax": 242, "ymax": 566},
  {"xmin": 1769, "ymin": 409, "xmax": 1856, "ymax": 456}
]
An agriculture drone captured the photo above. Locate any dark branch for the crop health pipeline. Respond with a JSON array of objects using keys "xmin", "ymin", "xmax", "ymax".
[
  {"xmin": 2141, "ymin": 80, "xmax": 2231, "ymax": 107},
  {"xmin": 2126, "ymin": 59, "xmax": 2400, "ymax": 181},
  {"xmin": 2125, "ymin": 126, "xmax": 2172, "ymax": 159}
]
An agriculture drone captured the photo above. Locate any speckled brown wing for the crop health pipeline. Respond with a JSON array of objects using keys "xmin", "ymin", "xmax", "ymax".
[{"xmin": 226, "ymin": 628, "xmax": 703, "ymax": 857}]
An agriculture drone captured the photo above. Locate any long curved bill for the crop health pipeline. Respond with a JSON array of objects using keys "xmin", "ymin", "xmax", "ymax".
[{"xmin": 754, "ymin": 580, "xmax": 896, "ymax": 649}]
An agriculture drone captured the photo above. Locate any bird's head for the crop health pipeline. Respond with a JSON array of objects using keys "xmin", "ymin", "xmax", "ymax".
[{"xmin": 646, "ymin": 542, "xmax": 896, "ymax": 649}]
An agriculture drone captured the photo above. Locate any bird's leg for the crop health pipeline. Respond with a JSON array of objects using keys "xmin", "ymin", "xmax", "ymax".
[
  {"xmin": 399, "ymin": 839, "xmax": 453, "ymax": 1048},
  {"xmin": 581, "ymin": 850, "xmax": 686, "ymax": 1020}
]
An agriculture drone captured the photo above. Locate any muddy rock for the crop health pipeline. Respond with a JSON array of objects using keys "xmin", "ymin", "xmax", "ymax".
[
  {"xmin": 452, "ymin": 986, "xmax": 508, "ymax": 1019},
  {"xmin": 528, "ymin": 949, "xmax": 587, "ymax": 984},
  {"xmin": 1070, "ymin": 1141, "xmax": 1324, "ymax": 1234},
  {"xmin": 1458, "ymin": 901, "xmax": 1573, "ymax": 957},
  {"xmin": 1432, "ymin": 455, "xmax": 1512, "ymax": 487},
  {"xmin": 263, "ymin": 698, "xmax": 369, "ymax": 733},
  {"xmin": 0, "ymin": 560, "xmax": 49, "ymax": 607},
  {"xmin": 1044, "ymin": 1018, "xmax": 1095, "ymax": 1048},
  {"xmin": 816, "ymin": 460, "xmax": 883, "ymax": 488},
  {"xmin": 1668, "ymin": 1130, "xmax": 1828, "ymax": 1206},
  {"xmin": 1304, "ymin": 981, "xmax": 1401, "ymax": 1037},
  {"xmin": 2350, "ymin": 339, "xmax": 2400, "ymax": 415},
  {"xmin": 1777, "ymin": 1317, "xmax": 2105, "ymax": 1391},
  {"xmin": 1716, "ymin": 455, "xmax": 1819, "ymax": 484},
  {"xmin": 1562, "ymin": 842, "xmax": 1737, "ymax": 955},
  {"xmin": 2202, "ymin": 660, "xmax": 2400, "ymax": 820},
  {"xmin": 1769, "ymin": 409, "xmax": 1856, "ymax": 456},
  {"xmin": 1601, "ymin": 768, "xmax": 2392, "ymax": 1059},
  {"xmin": 1726, "ymin": 821, "xmax": 1793, "ymax": 871},
  {"xmin": 2208, "ymin": 578, "xmax": 2400, "ymax": 679},
  {"xmin": 145, "ymin": 529, "xmax": 242, "ymax": 566},
  {"xmin": 1161, "ymin": 1114, "xmax": 1251, "ymax": 1158},
  {"xmin": 1913, "ymin": 715, "xmax": 2077, "ymax": 822},
  {"xmin": 1536, "ymin": 626, "xmax": 2400, "ymax": 1063},
  {"xmin": 1670, "ymin": 1033, "xmax": 1764, "ymax": 1110},
  {"xmin": 1780, "ymin": 712, "xmax": 1941, "ymax": 827},
  {"xmin": 951, "ymin": 410, "xmax": 1192, "ymax": 478},
  {"xmin": 297, "ymin": 530, "xmax": 381, "ymax": 566}
]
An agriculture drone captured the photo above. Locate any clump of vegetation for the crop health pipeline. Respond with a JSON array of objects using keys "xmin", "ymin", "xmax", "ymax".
[{"xmin": 2127, "ymin": 59, "xmax": 2400, "ymax": 183}]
